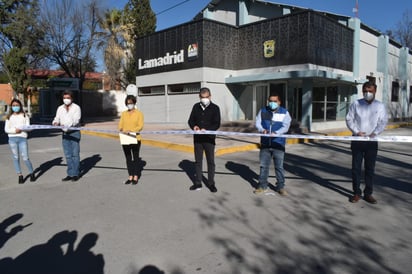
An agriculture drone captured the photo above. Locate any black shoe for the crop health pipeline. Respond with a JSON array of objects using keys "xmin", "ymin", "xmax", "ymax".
[
  {"xmin": 71, "ymin": 176, "xmax": 79, "ymax": 182},
  {"xmin": 124, "ymin": 179, "xmax": 132, "ymax": 185},
  {"xmin": 30, "ymin": 173, "xmax": 36, "ymax": 182},
  {"xmin": 131, "ymin": 180, "xmax": 138, "ymax": 185},
  {"xmin": 18, "ymin": 175, "xmax": 24, "ymax": 184},
  {"xmin": 62, "ymin": 176, "xmax": 72, "ymax": 181},
  {"xmin": 189, "ymin": 184, "xmax": 202, "ymax": 191},
  {"xmin": 209, "ymin": 185, "xmax": 217, "ymax": 193}
]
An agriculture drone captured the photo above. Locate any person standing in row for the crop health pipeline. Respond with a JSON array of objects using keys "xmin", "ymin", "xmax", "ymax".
[
  {"xmin": 118, "ymin": 95, "xmax": 144, "ymax": 185},
  {"xmin": 346, "ymin": 81, "xmax": 388, "ymax": 204},
  {"xmin": 188, "ymin": 87, "xmax": 221, "ymax": 192},
  {"xmin": 4, "ymin": 99, "xmax": 36, "ymax": 184},
  {"xmin": 254, "ymin": 94, "xmax": 291, "ymax": 195},
  {"xmin": 52, "ymin": 90, "xmax": 82, "ymax": 182}
]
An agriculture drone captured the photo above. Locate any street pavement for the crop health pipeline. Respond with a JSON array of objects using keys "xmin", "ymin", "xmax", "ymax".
[{"xmin": 0, "ymin": 123, "xmax": 411, "ymax": 274}]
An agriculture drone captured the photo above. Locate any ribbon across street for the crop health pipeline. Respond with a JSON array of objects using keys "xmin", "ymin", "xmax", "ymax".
[{"xmin": 20, "ymin": 124, "xmax": 412, "ymax": 143}]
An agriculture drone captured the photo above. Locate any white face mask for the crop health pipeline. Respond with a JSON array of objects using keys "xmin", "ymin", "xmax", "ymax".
[
  {"xmin": 63, "ymin": 98, "xmax": 72, "ymax": 105},
  {"xmin": 127, "ymin": 104, "xmax": 135, "ymax": 110},
  {"xmin": 200, "ymin": 98, "xmax": 210, "ymax": 106},
  {"xmin": 363, "ymin": 92, "xmax": 374, "ymax": 101}
]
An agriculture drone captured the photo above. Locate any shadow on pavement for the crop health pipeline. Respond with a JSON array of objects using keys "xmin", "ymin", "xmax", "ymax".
[
  {"xmin": 225, "ymin": 161, "xmax": 259, "ymax": 189},
  {"xmin": 34, "ymin": 157, "xmax": 63, "ymax": 180},
  {"xmin": 195, "ymin": 193, "xmax": 403, "ymax": 273},
  {"xmin": 0, "ymin": 214, "xmax": 32, "ymax": 249},
  {"xmin": 0, "ymin": 230, "xmax": 105, "ymax": 274}
]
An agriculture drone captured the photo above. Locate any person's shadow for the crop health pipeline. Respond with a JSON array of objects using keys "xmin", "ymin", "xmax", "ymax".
[
  {"xmin": 0, "ymin": 230, "xmax": 104, "ymax": 274},
  {"xmin": 32, "ymin": 157, "xmax": 63, "ymax": 181},
  {"xmin": 0, "ymin": 214, "xmax": 32, "ymax": 249},
  {"xmin": 225, "ymin": 161, "xmax": 259, "ymax": 189},
  {"xmin": 79, "ymin": 154, "xmax": 102, "ymax": 178},
  {"xmin": 178, "ymin": 159, "xmax": 197, "ymax": 184}
]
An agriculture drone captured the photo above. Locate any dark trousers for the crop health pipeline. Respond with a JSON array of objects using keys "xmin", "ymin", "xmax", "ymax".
[
  {"xmin": 194, "ymin": 142, "xmax": 215, "ymax": 185},
  {"xmin": 122, "ymin": 142, "xmax": 141, "ymax": 176},
  {"xmin": 351, "ymin": 141, "xmax": 378, "ymax": 196}
]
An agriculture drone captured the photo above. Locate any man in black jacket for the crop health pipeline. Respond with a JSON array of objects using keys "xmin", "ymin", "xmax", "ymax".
[{"xmin": 188, "ymin": 87, "xmax": 221, "ymax": 192}]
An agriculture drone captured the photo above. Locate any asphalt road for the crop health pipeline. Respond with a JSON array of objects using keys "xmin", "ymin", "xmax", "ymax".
[{"xmin": 0, "ymin": 126, "xmax": 411, "ymax": 274}]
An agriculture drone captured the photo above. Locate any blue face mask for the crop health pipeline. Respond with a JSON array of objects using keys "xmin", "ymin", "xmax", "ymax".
[
  {"xmin": 12, "ymin": 106, "xmax": 20, "ymax": 112},
  {"xmin": 268, "ymin": 102, "xmax": 278, "ymax": 110}
]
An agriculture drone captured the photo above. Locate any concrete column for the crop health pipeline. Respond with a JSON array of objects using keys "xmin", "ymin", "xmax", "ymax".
[
  {"xmin": 348, "ymin": 18, "xmax": 361, "ymax": 79},
  {"xmin": 399, "ymin": 47, "xmax": 409, "ymax": 119},
  {"xmin": 301, "ymin": 79, "xmax": 313, "ymax": 131},
  {"xmin": 377, "ymin": 35, "xmax": 390, "ymax": 105},
  {"xmin": 239, "ymin": 0, "xmax": 249, "ymax": 26}
]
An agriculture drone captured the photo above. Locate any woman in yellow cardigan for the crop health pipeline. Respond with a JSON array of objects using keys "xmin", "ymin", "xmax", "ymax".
[{"xmin": 118, "ymin": 95, "xmax": 144, "ymax": 185}]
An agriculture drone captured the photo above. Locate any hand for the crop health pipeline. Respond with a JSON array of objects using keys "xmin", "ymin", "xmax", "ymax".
[
  {"xmin": 15, "ymin": 128, "xmax": 22, "ymax": 134},
  {"xmin": 53, "ymin": 122, "xmax": 59, "ymax": 126},
  {"xmin": 193, "ymin": 126, "xmax": 200, "ymax": 131},
  {"xmin": 369, "ymin": 133, "xmax": 377, "ymax": 138},
  {"xmin": 262, "ymin": 129, "xmax": 268, "ymax": 134},
  {"xmin": 357, "ymin": 132, "xmax": 366, "ymax": 137}
]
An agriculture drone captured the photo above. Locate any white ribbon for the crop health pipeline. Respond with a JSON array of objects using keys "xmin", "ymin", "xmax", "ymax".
[{"xmin": 20, "ymin": 124, "xmax": 412, "ymax": 143}]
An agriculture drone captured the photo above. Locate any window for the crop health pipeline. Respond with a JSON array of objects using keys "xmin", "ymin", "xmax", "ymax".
[
  {"xmin": 409, "ymin": 86, "xmax": 412, "ymax": 103},
  {"xmin": 391, "ymin": 81, "xmax": 399, "ymax": 102},
  {"xmin": 167, "ymin": 82, "xmax": 200, "ymax": 95},
  {"xmin": 138, "ymin": 85, "xmax": 165, "ymax": 96},
  {"xmin": 312, "ymin": 86, "xmax": 340, "ymax": 121}
]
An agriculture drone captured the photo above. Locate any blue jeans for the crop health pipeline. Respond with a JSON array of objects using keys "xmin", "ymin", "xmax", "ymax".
[
  {"xmin": 62, "ymin": 131, "xmax": 81, "ymax": 177},
  {"xmin": 258, "ymin": 147, "xmax": 285, "ymax": 189},
  {"xmin": 8, "ymin": 137, "xmax": 34, "ymax": 175}
]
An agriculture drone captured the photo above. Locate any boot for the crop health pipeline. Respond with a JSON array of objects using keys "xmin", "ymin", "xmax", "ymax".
[{"xmin": 18, "ymin": 175, "xmax": 24, "ymax": 184}]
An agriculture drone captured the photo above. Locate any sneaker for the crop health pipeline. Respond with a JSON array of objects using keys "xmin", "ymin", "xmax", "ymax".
[
  {"xmin": 350, "ymin": 194, "xmax": 361, "ymax": 203},
  {"xmin": 364, "ymin": 195, "xmax": 377, "ymax": 204},
  {"xmin": 209, "ymin": 185, "xmax": 217, "ymax": 193},
  {"xmin": 62, "ymin": 176, "xmax": 72, "ymax": 181},
  {"xmin": 189, "ymin": 184, "xmax": 202, "ymax": 191},
  {"xmin": 253, "ymin": 188, "xmax": 268, "ymax": 194},
  {"xmin": 278, "ymin": 188, "xmax": 287, "ymax": 196}
]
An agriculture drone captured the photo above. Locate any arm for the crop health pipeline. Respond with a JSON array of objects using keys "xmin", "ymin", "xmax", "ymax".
[
  {"xmin": 255, "ymin": 110, "xmax": 265, "ymax": 133},
  {"xmin": 188, "ymin": 105, "xmax": 197, "ymax": 130},
  {"xmin": 372, "ymin": 104, "xmax": 388, "ymax": 136},
  {"xmin": 209, "ymin": 105, "xmax": 221, "ymax": 131},
  {"xmin": 4, "ymin": 119, "xmax": 16, "ymax": 134},
  {"xmin": 135, "ymin": 112, "xmax": 144, "ymax": 132},
  {"xmin": 276, "ymin": 111, "xmax": 292, "ymax": 135},
  {"xmin": 345, "ymin": 102, "xmax": 360, "ymax": 135}
]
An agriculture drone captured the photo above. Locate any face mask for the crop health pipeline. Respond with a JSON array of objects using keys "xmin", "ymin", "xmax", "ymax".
[
  {"xmin": 63, "ymin": 98, "xmax": 72, "ymax": 105},
  {"xmin": 363, "ymin": 92, "xmax": 374, "ymax": 101},
  {"xmin": 200, "ymin": 98, "xmax": 210, "ymax": 106},
  {"xmin": 127, "ymin": 104, "xmax": 135, "ymax": 110},
  {"xmin": 268, "ymin": 102, "xmax": 279, "ymax": 110},
  {"xmin": 12, "ymin": 106, "xmax": 20, "ymax": 112}
]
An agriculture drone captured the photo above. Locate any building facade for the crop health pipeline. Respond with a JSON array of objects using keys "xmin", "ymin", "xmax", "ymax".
[{"xmin": 134, "ymin": 0, "xmax": 412, "ymax": 131}]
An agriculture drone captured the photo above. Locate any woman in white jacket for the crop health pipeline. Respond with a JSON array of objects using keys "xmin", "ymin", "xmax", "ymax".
[{"xmin": 4, "ymin": 99, "xmax": 35, "ymax": 184}]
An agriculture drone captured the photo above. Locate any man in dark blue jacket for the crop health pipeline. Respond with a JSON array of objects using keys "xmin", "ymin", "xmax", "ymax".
[
  {"xmin": 254, "ymin": 94, "xmax": 291, "ymax": 195},
  {"xmin": 188, "ymin": 87, "xmax": 221, "ymax": 192}
]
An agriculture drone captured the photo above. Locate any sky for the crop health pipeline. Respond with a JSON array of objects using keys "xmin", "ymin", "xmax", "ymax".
[{"xmin": 109, "ymin": 0, "xmax": 412, "ymax": 33}]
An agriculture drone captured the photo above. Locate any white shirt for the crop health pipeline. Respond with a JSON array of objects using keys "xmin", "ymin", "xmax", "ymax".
[
  {"xmin": 4, "ymin": 113, "xmax": 30, "ymax": 138},
  {"xmin": 346, "ymin": 98, "xmax": 388, "ymax": 136},
  {"xmin": 52, "ymin": 103, "xmax": 81, "ymax": 128}
]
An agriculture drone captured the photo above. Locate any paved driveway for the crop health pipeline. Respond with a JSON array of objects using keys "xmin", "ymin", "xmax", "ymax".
[{"xmin": 0, "ymin": 127, "xmax": 411, "ymax": 273}]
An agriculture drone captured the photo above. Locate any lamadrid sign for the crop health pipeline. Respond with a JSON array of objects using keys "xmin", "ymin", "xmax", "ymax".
[{"xmin": 138, "ymin": 50, "xmax": 184, "ymax": 70}]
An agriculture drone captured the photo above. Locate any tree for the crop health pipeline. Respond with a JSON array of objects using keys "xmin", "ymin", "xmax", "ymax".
[
  {"xmin": 122, "ymin": 0, "xmax": 156, "ymax": 86},
  {"xmin": 391, "ymin": 9, "xmax": 412, "ymax": 49},
  {"xmin": 0, "ymin": 0, "xmax": 45, "ymax": 98},
  {"xmin": 39, "ymin": 0, "xmax": 104, "ymax": 90},
  {"xmin": 100, "ymin": 8, "xmax": 128, "ymax": 90}
]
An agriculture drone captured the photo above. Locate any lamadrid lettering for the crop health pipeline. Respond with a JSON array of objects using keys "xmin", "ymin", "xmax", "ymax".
[{"xmin": 138, "ymin": 50, "xmax": 184, "ymax": 70}]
